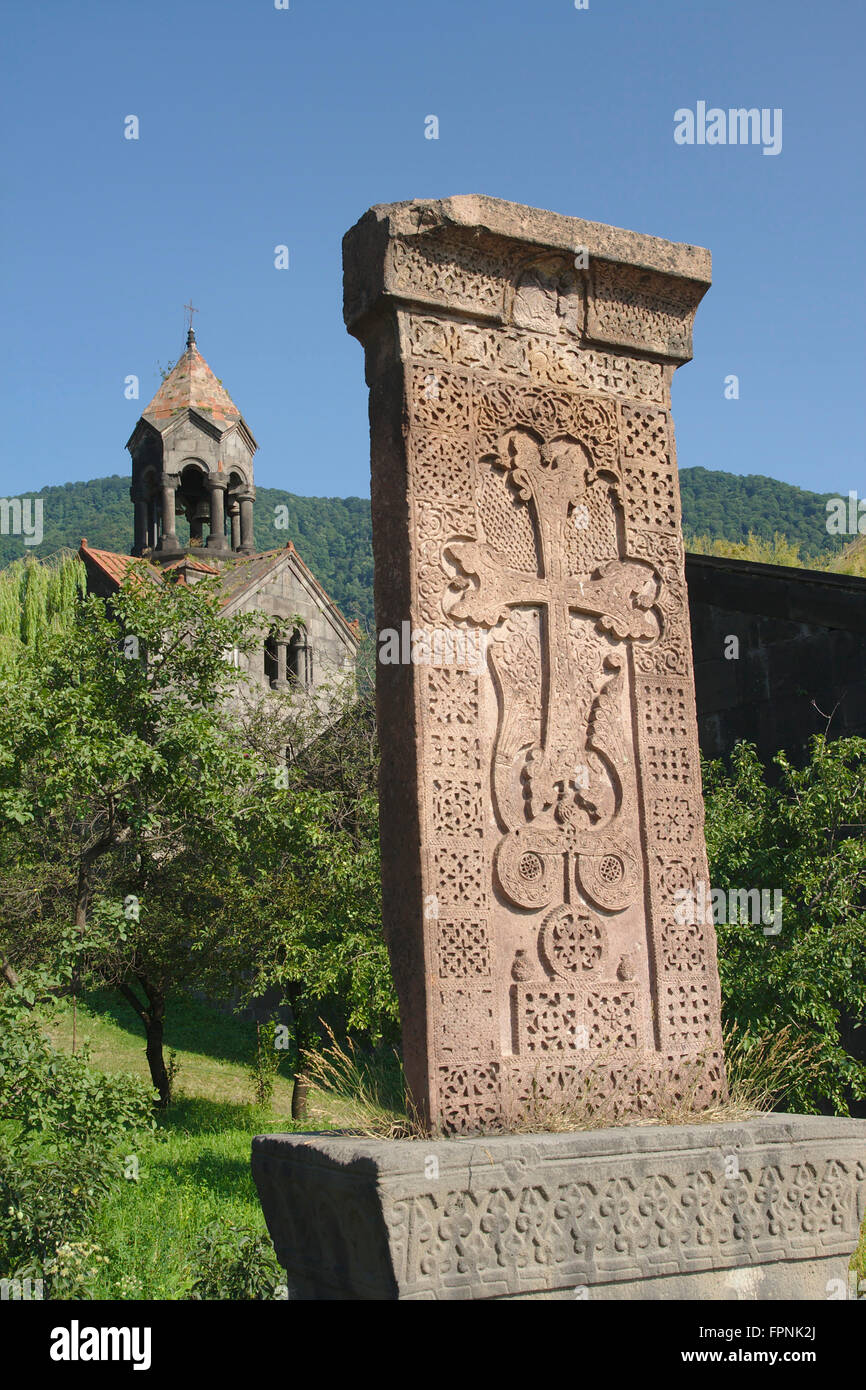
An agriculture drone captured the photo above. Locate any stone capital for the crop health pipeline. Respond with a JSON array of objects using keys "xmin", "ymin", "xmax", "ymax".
[
  {"xmin": 206, "ymin": 473, "xmax": 229, "ymax": 492},
  {"xmin": 344, "ymin": 195, "xmax": 711, "ymax": 364}
]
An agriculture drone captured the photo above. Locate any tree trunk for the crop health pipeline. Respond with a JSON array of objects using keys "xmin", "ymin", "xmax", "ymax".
[
  {"xmin": 118, "ymin": 978, "xmax": 171, "ymax": 1108},
  {"xmin": 144, "ymin": 1004, "xmax": 171, "ymax": 1109},
  {"xmin": 291, "ymin": 1077, "xmax": 310, "ymax": 1121},
  {"xmin": 72, "ymin": 859, "xmax": 93, "ymax": 1054},
  {"xmin": 1, "ymin": 955, "xmax": 21, "ymax": 992}
]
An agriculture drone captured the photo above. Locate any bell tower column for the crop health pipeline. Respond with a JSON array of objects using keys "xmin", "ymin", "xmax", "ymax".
[
  {"xmin": 206, "ymin": 476, "xmax": 229, "ymax": 551},
  {"xmin": 238, "ymin": 490, "xmax": 256, "ymax": 554},
  {"xmin": 156, "ymin": 476, "xmax": 182, "ymax": 555},
  {"xmin": 132, "ymin": 494, "xmax": 149, "ymax": 556}
]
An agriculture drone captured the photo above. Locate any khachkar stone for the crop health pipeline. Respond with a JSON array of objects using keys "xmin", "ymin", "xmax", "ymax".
[{"xmin": 343, "ymin": 196, "xmax": 726, "ymax": 1134}]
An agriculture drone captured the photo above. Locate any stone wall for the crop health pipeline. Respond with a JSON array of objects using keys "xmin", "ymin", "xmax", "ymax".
[
  {"xmin": 235, "ymin": 559, "xmax": 357, "ymax": 691},
  {"xmin": 686, "ymin": 553, "xmax": 866, "ymax": 767}
]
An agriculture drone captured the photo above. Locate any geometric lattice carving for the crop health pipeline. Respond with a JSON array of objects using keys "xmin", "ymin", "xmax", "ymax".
[
  {"xmin": 640, "ymin": 681, "xmax": 690, "ymax": 741},
  {"xmin": 663, "ymin": 980, "xmax": 714, "ymax": 1044},
  {"xmin": 650, "ymin": 794, "xmax": 698, "ymax": 845},
  {"xmin": 518, "ymin": 987, "xmax": 580, "ymax": 1052},
  {"xmin": 438, "ymin": 1063, "xmax": 502, "ymax": 1134},
  {"xmin": 429, "ymin": 731, "xmax": 482, "ymax": 774},
  {"xmin": 586, "ymin": 989, "xmax": 640, "ymax": 1049},
  {"xmin": 426, "ymin": 667, "xmax": 480, "ymax": 724},
  {"xmin": 432, "ymin": 842, "xmax": 488, "ymax": 910},
  {"xmin": 430, "ymin": 778, "xmax": 483, "ymax": 836},
  {"xmin": 661, "ymin": 921, "xmax": 708, "ymax": 973},
  {"xmin": 646, "ymin": 745, "xmax": 694, "ymax": 785},
  {"xmin": 437, "ymin": 920, "xmax": 491, "ymax": 978},
  {"xmin": 411, "ymin": 431, "xmax": 473, "ymax": 508}
]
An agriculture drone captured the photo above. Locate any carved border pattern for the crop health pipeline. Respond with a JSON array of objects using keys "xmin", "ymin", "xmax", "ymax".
[
  {"xmin": 390, "ymin": 1155, "xmax": 866, "ymax": 1292},
  {"xmin": 406, "ymin": 314, "xmax": 668, "ymax": 405},
  {"xmin": 588, "ymin": 261, "xmax": 701, "ymax": 359}
]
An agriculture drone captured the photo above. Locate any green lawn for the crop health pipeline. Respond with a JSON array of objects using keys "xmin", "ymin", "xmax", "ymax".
[
  {"xmin": 47, "ymin": 989, "xmax": 299, "ymax": 1114},
  {"xmin": 46, "ymin": 990, "xmax": 331, "ymax": 1299}
]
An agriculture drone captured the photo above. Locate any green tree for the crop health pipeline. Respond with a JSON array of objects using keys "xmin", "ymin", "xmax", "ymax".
[
  {"xmin": 0, "ymin": 568, "xmax": 396, "ymax": 1112},
  {"xmin": 0, "ymin": 552, "xmax": 86, "ymax": 671},
  {"xmin": 218, "ymin": 639, "xmax": 397, "ymax": 1116},
  {"xmin": 704, "ymin": 736, "xmax": 866, "ymax": 1114},
  {"xmin": 0, "ymin": 568, "xmax": 268, "ymax": 1104}
]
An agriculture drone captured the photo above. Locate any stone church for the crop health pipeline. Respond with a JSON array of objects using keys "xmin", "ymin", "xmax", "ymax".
[{"xmin": 79, "ymin": 326, "xmax": 361, "ymax": 693}]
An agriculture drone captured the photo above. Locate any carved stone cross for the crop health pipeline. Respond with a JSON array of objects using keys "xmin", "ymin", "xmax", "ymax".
[
  {"xmin": 444, "ymin": 427, "xmax": 659, "ymax": 822},
  {"xmin": 344, "ymin": 196, "xmax": 726, "ymax": 1133}
]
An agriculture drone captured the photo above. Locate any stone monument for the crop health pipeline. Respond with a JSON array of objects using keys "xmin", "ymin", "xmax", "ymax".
[
  {"xmin": 252, "ymin": 198, "xmax": 866, "ymax": 1299},
  {"xmin": 342, "ymin": 194, "xmax": 723, "ymax": 1133}
]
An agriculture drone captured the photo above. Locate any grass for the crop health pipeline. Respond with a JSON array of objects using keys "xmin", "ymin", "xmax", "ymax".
[
  {"xmin": 297, "ymin": 1023, "xmax": 817, "ymax": 1138},
  {"xmin": 42, "ymin": 989, "xmax": 334, "ymax": 1299},
  {"xmin": 47, "ymin": 989, "xmax": 298, "ymax": 1114},
  {"xmin": 88, "ymin": 1098, "xmax": 300, "ymax": 1299}
]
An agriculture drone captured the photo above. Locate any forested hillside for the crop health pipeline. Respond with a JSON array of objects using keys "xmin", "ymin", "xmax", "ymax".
[
  {"xmin": 678, "ymin": 467, "xmax": 842, "ymax": 561},
  {"xmin": 0, "ymin": 468, "xmax": 851, "ymax": 628},
  {"xmin": 0, "ymin": 476, "xmax": 374, "ymax": 626}
]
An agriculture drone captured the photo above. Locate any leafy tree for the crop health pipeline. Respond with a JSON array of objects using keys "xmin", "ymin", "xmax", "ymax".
[
  {"xmin": 686, "ymin": 530, "xmax": 806, "ymax": 567},
  {"xmin": 0, "ymin": 568, "xmax": 268, "ymax": 1104},
  {"xmin": 0, "ymin": 552, "xmax": 86, "ymax": 671},
  {"xmin": 704, "ymin": 736, "xmax": 866, "ymax": 1114},
  {"xmin": 0, "ymin": 565, "xmax": 394, "ymax": 1112},
  {"xmin": 218, "ymin": 639, "xmax": 397, "ymax": 1116}
]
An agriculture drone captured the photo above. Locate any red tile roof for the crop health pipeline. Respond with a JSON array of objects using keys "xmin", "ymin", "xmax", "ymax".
[
  {"xmin": 78, "ymin": 539, "xmax": 160, "ymax": 587},
  {"xmin": 142, "ymin": 333, "xmax": 242, "ymax": 429},
  {"xmin": 78, "ymin": 540, "xmax": 360, "ymax": 644},
  {"xmin": 161, "ymin": 556, "xmax": 221, "ymax": 575}
]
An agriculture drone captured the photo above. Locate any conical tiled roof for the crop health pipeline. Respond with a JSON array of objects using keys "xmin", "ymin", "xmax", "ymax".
[{"xmin": 142, "ymin": 330, "xmax": 241, "ymax": 430}]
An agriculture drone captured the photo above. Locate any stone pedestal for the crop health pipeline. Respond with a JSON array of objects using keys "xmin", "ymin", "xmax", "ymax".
[{"xmin": 252, "ymin": 1115, "xmax": 865, "ymax": 1300}]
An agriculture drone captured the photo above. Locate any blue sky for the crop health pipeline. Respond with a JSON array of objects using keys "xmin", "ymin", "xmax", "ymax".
[{"xmin": 1, "ymin": 0, "xmax": 863, "ymax": 502}]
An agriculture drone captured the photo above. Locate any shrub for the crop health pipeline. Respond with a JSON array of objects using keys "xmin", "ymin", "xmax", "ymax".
[
  {"xmin": 704, "ymin": 736, "xmax": 866, "ymax": 1114},
  {"xmin": 247, "ymin": 1018, "xmax": 285, "ymax": 1108},
  {"xmin": 0, "ymin": 980, "xmax": 155, "ymax": 1281},
  {"xmin": 188, "ymin": 1221, "xmax": 283, "ymax": 1300}
]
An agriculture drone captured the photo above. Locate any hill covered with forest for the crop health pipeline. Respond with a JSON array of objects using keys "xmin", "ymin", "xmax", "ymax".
[{"xmin": 0, "ymin": 468, "xmax": 852, "ymax": 628}]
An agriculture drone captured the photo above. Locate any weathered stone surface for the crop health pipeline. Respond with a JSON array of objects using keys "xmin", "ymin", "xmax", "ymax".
[
  {"xmin": 687, "ymin": 553, "xmax": 866, "ymax": 770},
  {"xmin": 252, "ymin": 1115, "xmax": 866, "ymax": 1300},
  {"xmin": 343, "ymin": 196, "xmax": 724, "ymax": 1133}
]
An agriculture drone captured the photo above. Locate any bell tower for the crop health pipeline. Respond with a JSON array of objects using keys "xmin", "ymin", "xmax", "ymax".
[{"xmin": 127, "ymin": 323, "xmax": 257, "ymax": 560}]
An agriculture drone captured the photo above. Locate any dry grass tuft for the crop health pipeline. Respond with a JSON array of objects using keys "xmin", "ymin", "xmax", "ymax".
[
  {"xmin": 299, "ymin": 1030, "xmax": 421, "ymax": 1140},
  {"xmin": 300, "ymin": 1024, "xmax": 823, "ymax": 1140}
]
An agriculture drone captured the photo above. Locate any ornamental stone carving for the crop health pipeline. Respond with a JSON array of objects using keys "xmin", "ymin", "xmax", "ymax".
[{"xmin": 344, "ymin": 195, "xmax": 724, "ymax": 1134}]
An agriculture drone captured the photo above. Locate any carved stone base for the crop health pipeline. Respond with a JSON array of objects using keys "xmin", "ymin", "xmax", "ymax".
[{"xmin": 252, "ymin": 1115, "xmax": 865, "ymax": 1300}]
